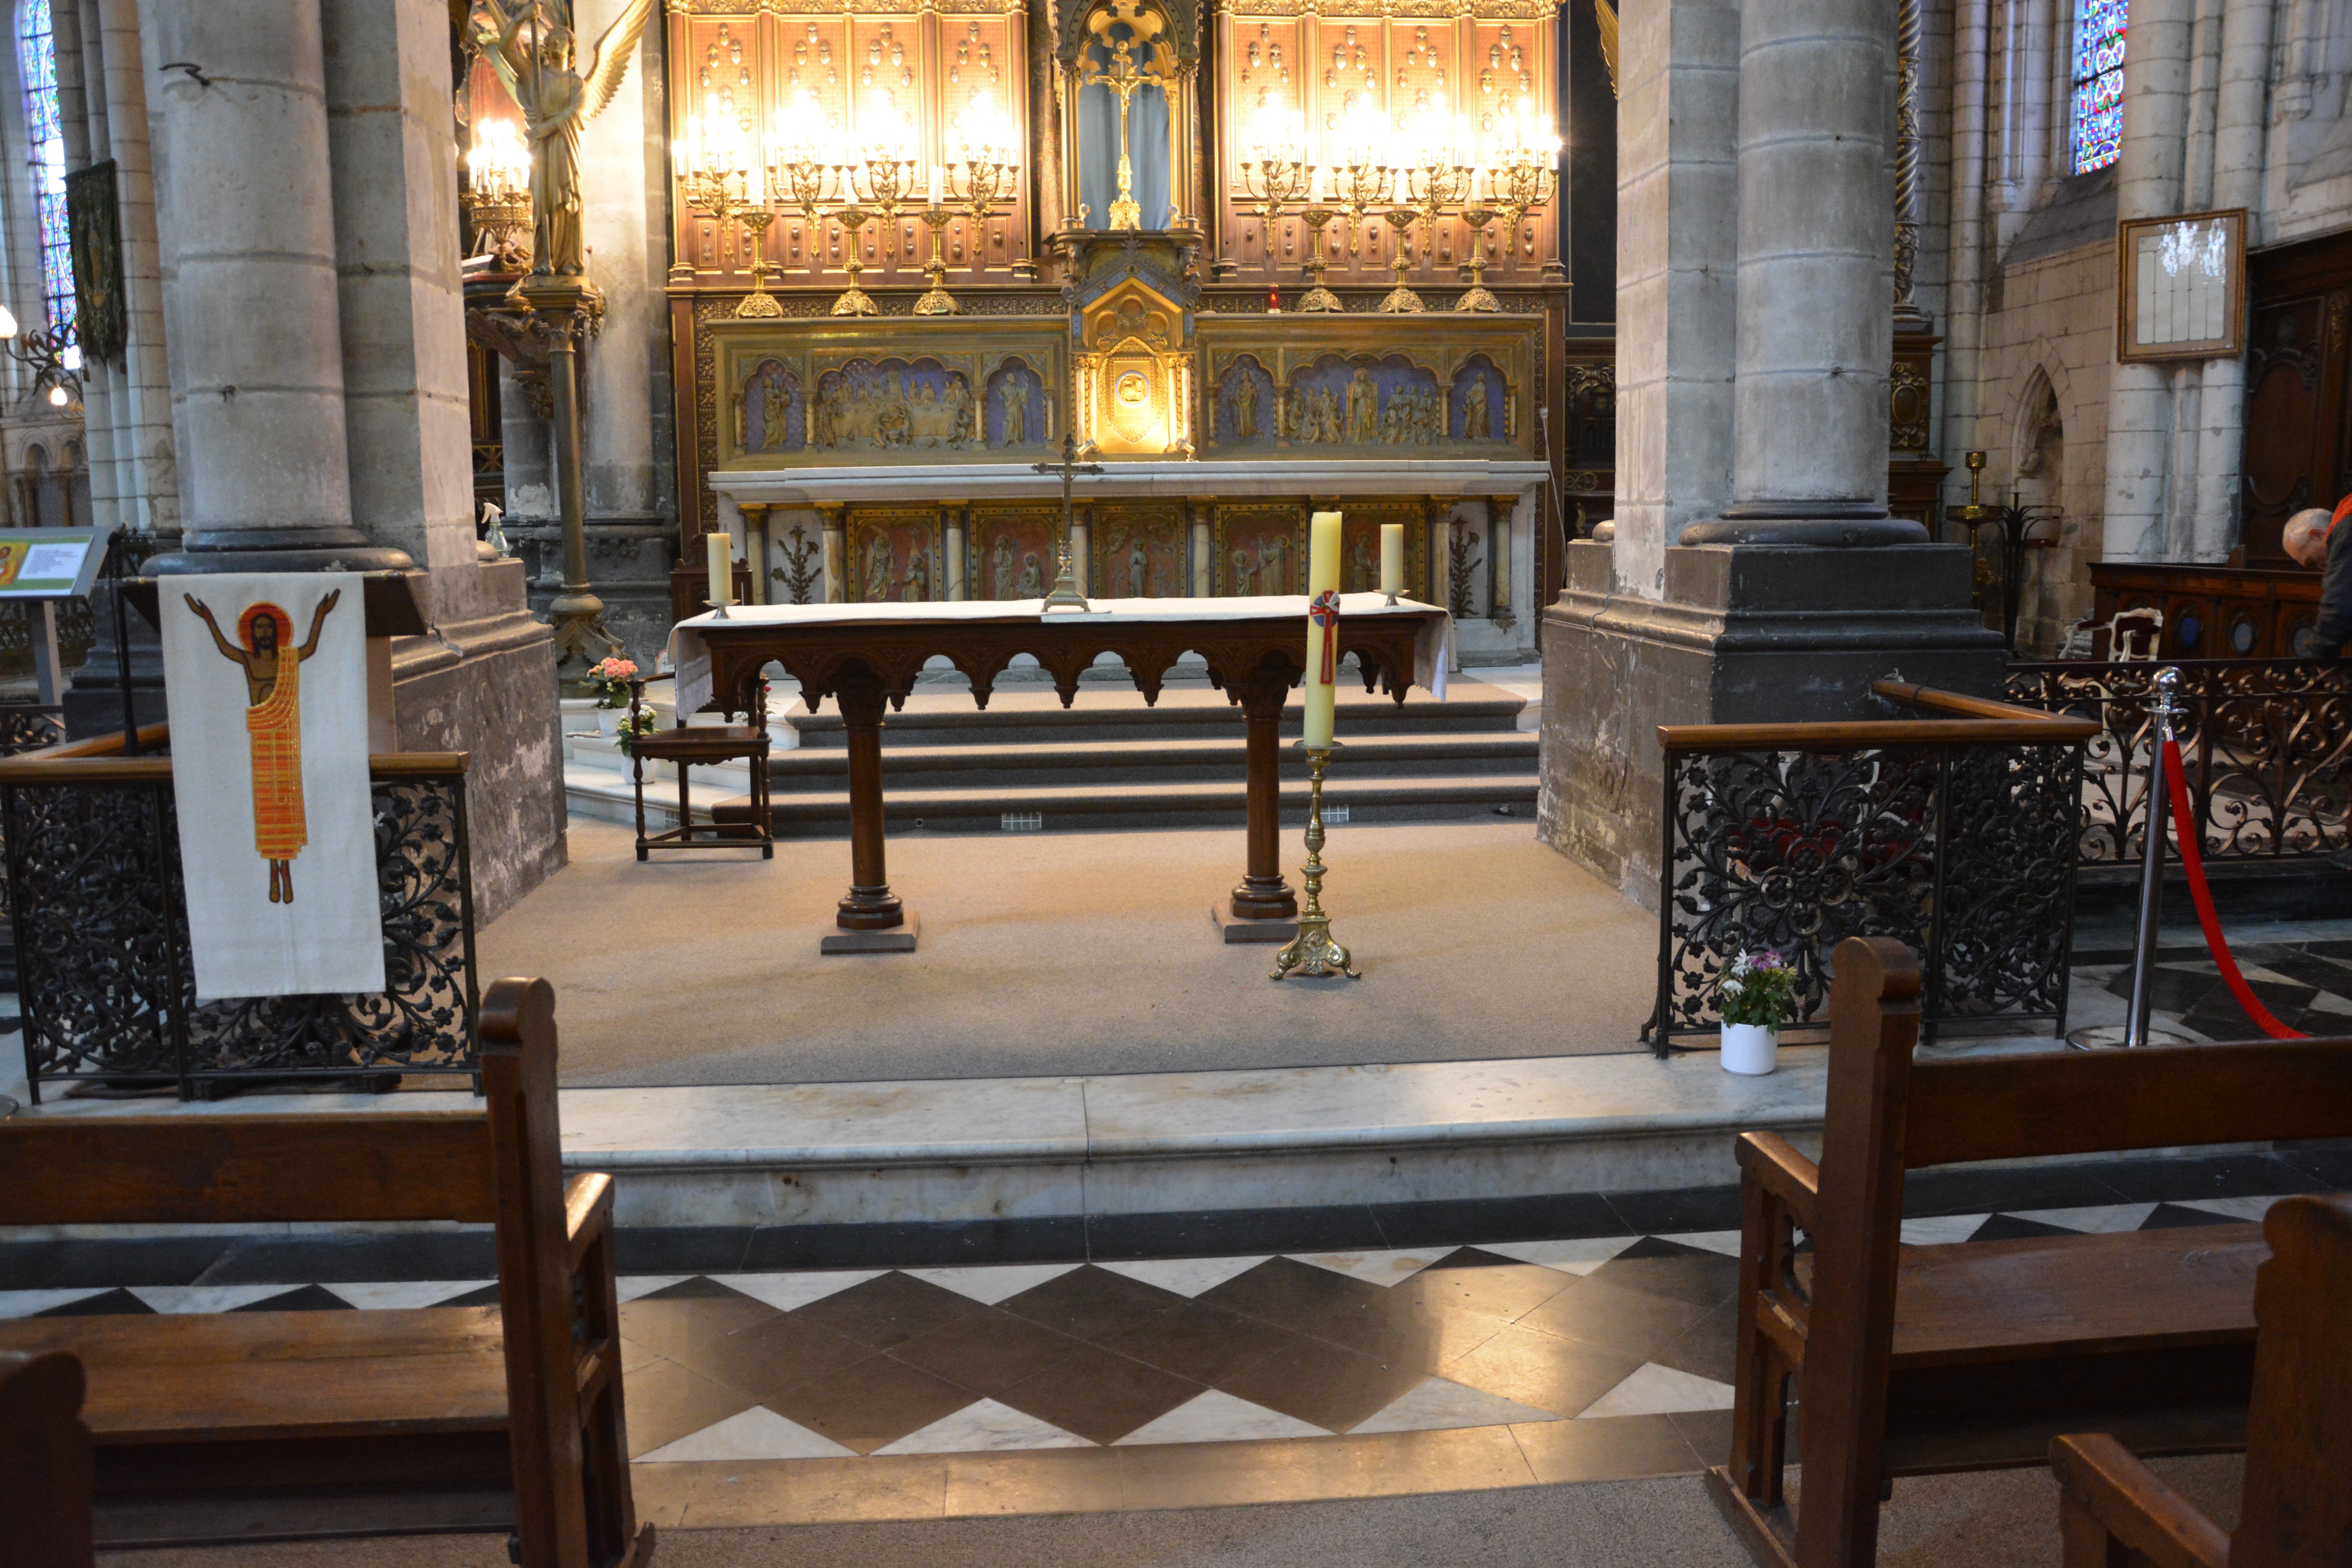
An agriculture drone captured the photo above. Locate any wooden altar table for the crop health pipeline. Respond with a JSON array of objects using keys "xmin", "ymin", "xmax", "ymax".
[{"xmin": 672, "ymin": 595, "xmax": 1453, "ymax": 951}]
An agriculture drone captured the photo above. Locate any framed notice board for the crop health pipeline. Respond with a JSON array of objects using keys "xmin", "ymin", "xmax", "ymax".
[
  {"xmin": 2117, "ymin": 208, "xmax": 2249, "ymax": 363},
  {"xmin": 0, "ymin": 525, "xmax": 110, "ymax": 597}
]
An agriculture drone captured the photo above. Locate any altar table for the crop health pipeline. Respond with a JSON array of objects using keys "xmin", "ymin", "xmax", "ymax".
[{"xmin": 672, "ymin": 595, "xmax": 1453, "ymax": 949}]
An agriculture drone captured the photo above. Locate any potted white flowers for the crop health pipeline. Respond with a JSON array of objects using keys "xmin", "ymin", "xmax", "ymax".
[
  {"xmin": 1717, "ymin": 949, "xmax": 1796, "ymax": 1075},
  {"xmin": 584, "ymin": 657, "xmax": 639, "ymax": 740}
]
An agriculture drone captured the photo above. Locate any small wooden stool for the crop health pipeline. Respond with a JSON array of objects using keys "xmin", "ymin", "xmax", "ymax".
[{"xmin": 628, "ymin": 676, "xmax": 773, "ymax": 860}]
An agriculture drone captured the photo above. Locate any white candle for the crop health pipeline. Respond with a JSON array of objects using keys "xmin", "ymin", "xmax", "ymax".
[
  {"xmin": 707, "ymin": 530, "xmax": 733, "ymax": 608},
  {"xmin": 744, "ymin": 160, "xmax": 764, "ymax": 205},
  {"xmin": 1303, "ymin": 511, "xmax": 1343, "ymax": 748},
  {"xmin": 1379, "ymin": 524, "xmax": 1403, "ymax": 597},
  {"xmin": 929, "ymin": 164, "xmax": 944, "ymax": 207}
]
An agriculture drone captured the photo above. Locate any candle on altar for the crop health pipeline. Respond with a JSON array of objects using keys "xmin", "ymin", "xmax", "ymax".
[
  {"xmin": 929, "ymin": 164, "xmax": 944, "ymax": 207},
  {"xmin": 1379, "ymin": 524, "xmax": 1403, "ymax": 597},
  {"xmin": 1303, "ymin": 511, "xmax": 1343, "ymax": 748},
  {"xmin": 707, "ymin": 530, "xmax": 734, "ymax": 608}
]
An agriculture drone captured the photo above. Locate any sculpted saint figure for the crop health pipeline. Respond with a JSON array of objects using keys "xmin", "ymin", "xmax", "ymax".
[
  {"xmin": 992, "ymin": 535, "xmax": 1016, "ymax": 598},
  {"xmin": 185, "ymin": 590, "xmax": 343, "ymax": 906},
  {"xmin": 762, "ymin": 378, "xmax": 793, "ymax": 450},
  {"xmin": 1463, "ymin": 373, "xmax": 1490, "ymax": 440},
  {"xmin": 472, "ymin": 0, "xmax": 655, "ymax": 278},
  {"xmin": 1231, "ymin": 376, "xmax": 1258, "ymax": 441},
  {"xmin": 1346, "ymin": 367, "xmax": 1379, "ymax": 445},
  {"xmin": 862, "ymin": 534, "xmax": 895, "ymax": 603},
  {"xmin": 1001, "ymin": 379, "xmax": 1028, "ymax": 445},
  {"xmin": 1127, "ymin": 542, "xmax": 1149, "ymax": 597},
  {"xmin": 1016, "ymin": 552, "xmax": 1046, "ymax": 598}
]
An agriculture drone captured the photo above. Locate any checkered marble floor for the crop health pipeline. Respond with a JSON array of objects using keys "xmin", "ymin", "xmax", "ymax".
[
  {"xmin": 2074, "ymin": 936, "xmax": 2352, "ymax": 1040},
  {"xmin": 0, "ymin": 1197, "xmax": 2290, "ymax": 1465}
]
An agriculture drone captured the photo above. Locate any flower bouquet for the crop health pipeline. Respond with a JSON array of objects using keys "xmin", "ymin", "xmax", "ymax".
[
  {"xmin": 1718, "ymin": 948, "xmax": 1796, "ymax": 1075},
  {"xmin": 584, "ymin": 656, "xmax": 638, "ymax": 710}
]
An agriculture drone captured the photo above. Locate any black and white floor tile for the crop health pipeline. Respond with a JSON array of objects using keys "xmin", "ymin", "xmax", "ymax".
[
  {"xmin": 2073, "ymin": 936, "xmax": 2352, "ymax": 1041},
  {"xmin": 0, "ymin": 1192, "xmax": 2305, "ymax": 1465}
]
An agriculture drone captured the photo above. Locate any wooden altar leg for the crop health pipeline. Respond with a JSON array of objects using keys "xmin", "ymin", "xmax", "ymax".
[
  {"xmin": 1220, "ymin": 660, "xmax": 1299, "ymax": 938},
  {"xmin": 823, "ymin": 665, "xmax": 919, "ymax": 954}
]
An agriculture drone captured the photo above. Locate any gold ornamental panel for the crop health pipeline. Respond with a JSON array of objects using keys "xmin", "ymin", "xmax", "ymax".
[
  {"xmin": 1076, "ymin": 276, "xmax": 1194, "ymax": 456},
  {"xmin": 1193, "ymin": 313, "xmax": 1538, "ymax": 459},
  {"xmin": 711, "ymin": 316, "xmax": 1068, "ymax": 468},
  {"xmin": 845, "ymin": 505, "xmax": 945, "ymax": 603}
]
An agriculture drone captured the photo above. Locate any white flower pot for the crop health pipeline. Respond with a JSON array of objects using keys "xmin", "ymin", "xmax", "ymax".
[
  {"xmin": 1720, "ymin": 1022, "xmax": 1779, "ymax": 1076},
  {"xmin": 594, "ymin": 708, "xmax": 624, "ymax": 740}
]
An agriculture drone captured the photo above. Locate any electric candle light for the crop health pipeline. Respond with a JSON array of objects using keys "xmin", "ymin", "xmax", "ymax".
[
  {"xmin": 929, "ymin": 164, "xmax": 944, "ymax": 207},
  {"xmin": 1303, "ymin": 511, "xmax": 1343, "ymax": 748},
  {"xmin": 1380, "ymin": 524, "xmax": 1403, "ymax": 598},
  {"xmin": 706, "ymin": 530, "xmax": 734, "ymax": 608}
]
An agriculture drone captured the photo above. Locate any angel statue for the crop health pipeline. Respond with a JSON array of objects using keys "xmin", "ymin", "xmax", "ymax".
[{"xmin": 471, "ymin": 0, "xmax": 655, "ymax": 278}]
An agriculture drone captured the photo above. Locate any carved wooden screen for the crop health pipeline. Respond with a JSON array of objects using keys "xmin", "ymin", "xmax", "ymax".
[{"xmin": 2243, "ymin": 231, "xmax": 2352, "ymax": 566}]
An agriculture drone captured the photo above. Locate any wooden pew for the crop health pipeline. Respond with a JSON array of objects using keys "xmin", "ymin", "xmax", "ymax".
[
  {"xmin": 0, "ymin": 1351, "xmax": 94, "ymax": 1568},
  {"xmin": 1706, "ymin": 936, "xmax": 2352, "ymax": 1568},
  {"xmin": 0, "ymin": 977, "xmax": 651, "ymax": 1568},
  {"xmin": 2050, "ymin": 1193, "xmax": 2352, "ymax": 1568}
]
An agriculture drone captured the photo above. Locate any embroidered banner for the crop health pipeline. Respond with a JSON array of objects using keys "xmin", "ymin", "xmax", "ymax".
[{"xmin": 161, "ymin": 573, "xmax": 385, "ymax": 1000}]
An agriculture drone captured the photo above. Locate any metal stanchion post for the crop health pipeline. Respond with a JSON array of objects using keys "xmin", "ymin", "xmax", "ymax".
[{"xmin": 2071, "ymin": 665, "xmax": 2195, "ymax": 1051}]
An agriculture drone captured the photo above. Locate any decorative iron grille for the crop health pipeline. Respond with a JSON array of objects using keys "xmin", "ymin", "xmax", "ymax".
[
  {"xmin": 5, "ymin": 757, "xmax": 479, "ymax": 1100},
  {"xmin": 1646, "ymin": 722, "xmax": 2084, "ymax": 1052},
  {"xmin": 2005, "ymin": 659, "xmax": 2352, "ymax": 868}
]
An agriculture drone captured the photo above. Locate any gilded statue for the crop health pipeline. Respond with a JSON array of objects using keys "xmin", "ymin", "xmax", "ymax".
[
  {"xmin": 761, "ymin": 376, "xmax": 793, "ymax": 451},
  {"xmin": 472, "ymin": 0, "xmax": 656, "ymax": 278},
  {"xmin": 1463, "ymin": 372, "xmax": 1491, "ymax": 440},
  {"xmin": 1345, "ymin": 369, "xmax": 1379, "ymax": 445},
  {"xmin": 1230, "ymin": 375, "xmax": 1259, "ymax": 441},
  {"xmin": 1001, "ymin": 378, "xmax": 1029, "ymax": 445},
  {"xmin": 991, "ymin": 535, "xmax": 1017, "ymax": 598},
  {"xmin": 861, "ymin": 534, "xmax": 895, "ymax": 602}
]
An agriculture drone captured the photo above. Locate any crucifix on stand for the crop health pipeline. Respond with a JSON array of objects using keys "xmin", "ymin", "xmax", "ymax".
[{"xmin": 1033, "ymin": 433, "xmax": 1102, "ymax": 612}]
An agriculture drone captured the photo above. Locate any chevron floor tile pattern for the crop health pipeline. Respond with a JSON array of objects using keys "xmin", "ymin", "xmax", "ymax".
[{"xmin": 1, "ymin": 1193, "xmax": 2310, "ymax": 1470}]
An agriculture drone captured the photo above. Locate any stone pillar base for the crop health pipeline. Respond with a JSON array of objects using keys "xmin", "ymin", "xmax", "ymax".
[
  {"xmin": 391, "ymin": 556, "xmax": 565, "ymax": 923},
  {"xmin": 507, "ymin": 512, "xmax": 677, "ymax": 671},
  {"xmin": 1537, "ymin": 539, "xmax": 2006, "ymax": 908}
]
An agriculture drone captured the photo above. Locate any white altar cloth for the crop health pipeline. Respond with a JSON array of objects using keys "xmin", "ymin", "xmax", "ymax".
[{"xmin": 670, "ymin": 594, "xmax": 1453, "ymax": 713}]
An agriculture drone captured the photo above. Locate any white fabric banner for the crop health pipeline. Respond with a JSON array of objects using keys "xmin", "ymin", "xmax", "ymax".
[{"xmin": 160, "ymin": 573, "xmax": 385, "ymax": 1001}]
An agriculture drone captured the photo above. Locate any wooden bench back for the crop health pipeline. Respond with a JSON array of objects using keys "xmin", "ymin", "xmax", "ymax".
[
  {"xmin": 2238, "ymin": 1194, "xmax": 2352, "ymax": 1568},
  {"xmin": 0, "ymin": 983, "xmax": 563, "ymax": 1230},
  {"xmin": 1825, "ymin": 937, "xmax": 2352, "ymax": 1178},
  {"xmin": 0, "ymin": 1352, "xmax": 93, "ymax": 1568}
]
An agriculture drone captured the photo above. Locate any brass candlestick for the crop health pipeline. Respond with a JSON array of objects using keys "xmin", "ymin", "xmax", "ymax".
[
  {"xmin": 1297, "ymin": 202, "xmax": 1343, "ymax": 313},
  {"xmin": 1455, "ymin": 200, "xmax": 1500, "ymax": 312},
  {"xmin": 1493, "ymin": 153, "xmax": 1554, "ymax": 263},
  {"xmin": 736, "ymin": 209, "xmax": 783, "ymax": 318},
  {"xmin": 915, "ymin": 205, "xmax": 957, "ymax": 315},
  {"xmin": 829, "ymin": 202, "xmax": 878, "ymax": 316},
  {"xmin": 1238, "ymin": 154, "xmax": 1310, "ymax": 283},
  {"xmin": 1379, "ymin": 203, "xmax": 1425, "ymax": 313},
  {"xmin": 1273, "ymin": 742, "xmax": 1359, "ymax": 980}
]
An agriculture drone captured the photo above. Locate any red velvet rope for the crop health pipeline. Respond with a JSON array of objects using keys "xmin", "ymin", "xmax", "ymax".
[{"xmin": 2160, "ymin": 737, "xmax": 2308, "ymax": 1040}]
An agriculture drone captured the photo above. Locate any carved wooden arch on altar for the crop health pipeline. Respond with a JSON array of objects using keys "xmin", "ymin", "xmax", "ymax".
[{"xmin": 1057, "ymin": 0, "xmax": 1203, "ymax": 235}]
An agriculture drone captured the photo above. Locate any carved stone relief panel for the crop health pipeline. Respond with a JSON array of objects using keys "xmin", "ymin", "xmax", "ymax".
[
  {"xmin": 969, "ymin": 505, "xmax": 1063, "ymax": 599},
  {"xmin": 1213, "ymin": 502, "xmax": 1307, "ymax": 595},
  {"xmin": 1283, "ymin": 352, "xmax": 1446, "ymax": 447},
  {"xmin": 846, "ymin": 507, "xmax": 944, "ymax": 603},
  {"xmin": 1093, "ymin": 501, "xmax": 1189, "ymax": 597}
]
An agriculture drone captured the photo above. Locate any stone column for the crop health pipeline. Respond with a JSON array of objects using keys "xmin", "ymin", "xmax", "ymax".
[
  {"xmin": 1537, "ymin": 0, "xmax": 2000, "ymax": 905},
  {"xmin": 1700, "ymin": 0, "xmax": 1904, "ymax": 539},
  {"xmin": 1187, "ymin": 498, "xmax": 1212, "ymax": 595},
  {"xmin": 819, "ymin": 503, "xmax": 846, "ymax": 602},
  {"xmin": 1488, "ymin": 497, "xmax": 1514, "ymax": 628},
  {"xmin": 2099, "ymin": 0, "xmax": 2194, "ymax": 563},
  {"xmin": 94, "ymin": 0, "xmax": 176, "ymax": 541},
  {"xmin": 1427, "ymin": 499, "xmax": 1449, "ymax": 608},
  {"xmin": 50, "ymin": 2, "xmax": 119, "ymax": 535},
  {"xmin": 2190, "ymin": 0, "xmax": 2275, "ymax": 560},
  {"xmin": 944, "ymin": 504, "xmax": 967, "ymax": 599},
  {"xmin": 140, "ymin": 0, "xmax": 405, "ymax": 574}
]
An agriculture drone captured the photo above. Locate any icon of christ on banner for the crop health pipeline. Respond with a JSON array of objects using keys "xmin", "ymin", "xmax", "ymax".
[
  {"xmin": 160, "ymin": 571, "xmax": 383, "ymax": 1002},
  {"xmin": 183, "ymin": 589, "xmax": 342, "ymax": 904}
]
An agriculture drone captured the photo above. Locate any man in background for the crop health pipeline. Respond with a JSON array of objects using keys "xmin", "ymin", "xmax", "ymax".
[{"xmin": 2283, "ymin": 503, "xmax": 2352, "ymax": 655}]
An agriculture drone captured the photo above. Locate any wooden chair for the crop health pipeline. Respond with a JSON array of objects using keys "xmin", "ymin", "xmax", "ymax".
[
  {"xmin": 626, "ymin": 674, "xmax": 773, "ymax": 861},
  {"xmin": 1707, "ymin": 936, "xmax": 2352, "ymax": 1568},
  {"xmin": 0, "ymin": 1351, "xmax": 93, "ymax": 1568},
  {"xmin": 2051, "ymin": 1193, "xmax": 2352, "ymax": 1568},
  {"xmin": 0, "ymin": 977, "xmax": 651, "ymax": 1568}
]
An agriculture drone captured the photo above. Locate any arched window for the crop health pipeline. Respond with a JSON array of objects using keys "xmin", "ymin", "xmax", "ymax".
[
  {"xmin": 15, "ymin": 0, "xmax": 71, "ymax": 334},
  {"xmin": 2070, "ymin": 0, "xmax": 2126, "ymax": 175}
]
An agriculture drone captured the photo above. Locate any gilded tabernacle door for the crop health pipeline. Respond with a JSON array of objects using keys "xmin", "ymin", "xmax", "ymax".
[{"xmin": 711, "ymin": 318, "xmax": 1070, "ymax": 468}]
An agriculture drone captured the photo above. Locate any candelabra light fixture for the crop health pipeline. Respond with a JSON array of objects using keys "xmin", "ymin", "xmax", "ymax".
[
  {"xmin": 0, "ymin": 305, "xmax": 80, "ymax": 412},
  {"xmin": 1231, "ymin": 96, "xmax": 1560, "ymax": 316},
  {"xmin": 913, "ymin": 94, "xmax": 1023, "ymax": 316},
  {"xmin": 463, "ymin": 118, "xmax": 533, "ymax": 271},
  {"xmin": 674, "ymin": 103, "xmax": 784, "ymax": 318}
]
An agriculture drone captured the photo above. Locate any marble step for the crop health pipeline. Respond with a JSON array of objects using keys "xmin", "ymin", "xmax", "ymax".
[
  {"xmin": 6, "ymin": 1050, "xmax": 1835, "ymax": 1230},
  {"xmin": 710, "ymin": 770, "xmax": 1541, "ymax": 835}
]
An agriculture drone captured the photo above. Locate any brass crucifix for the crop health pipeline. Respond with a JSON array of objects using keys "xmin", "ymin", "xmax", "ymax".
[
  {"xmin": 1083, "ymin": 37, "xmax": 1154, "ymax": 230},
  {"xmin": 1032, "ymin": 433, "xmax": 1103, "ymax": 611}
]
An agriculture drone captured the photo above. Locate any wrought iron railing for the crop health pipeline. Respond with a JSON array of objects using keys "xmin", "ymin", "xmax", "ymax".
[
  {"xmin": 1646, "ymin": 682, "xmax": 2094, "ymax": 1052},
  {"xmin": 2005, "ymin": 659, "xmax": 2352, "ymax": 869},
  {"xmin": 0, "ymin": 731, "xmax": 479, "ymax": 1100},
  {"xmin": 0, "ymin": 703, "xmax": 65, "ymax": 992}
]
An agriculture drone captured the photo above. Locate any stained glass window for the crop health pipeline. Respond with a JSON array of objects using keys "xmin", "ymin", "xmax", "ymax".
[
  {"xmin": 16, "ymin": 0, "xmax": 71, "ymax": 336},
  {"xmin": 2071, "ymin": 0, "xmax": 2127, "ymax": 175}
]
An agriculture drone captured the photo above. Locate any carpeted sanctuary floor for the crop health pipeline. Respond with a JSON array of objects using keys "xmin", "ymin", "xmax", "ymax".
[
  {"xmin": 102, "ymin": 1456, "xmax": 2245, "ymax": 1568},
  {"xmin": 479, "ymin": 818, "xmax": 1662, "ymax": 1086}
]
